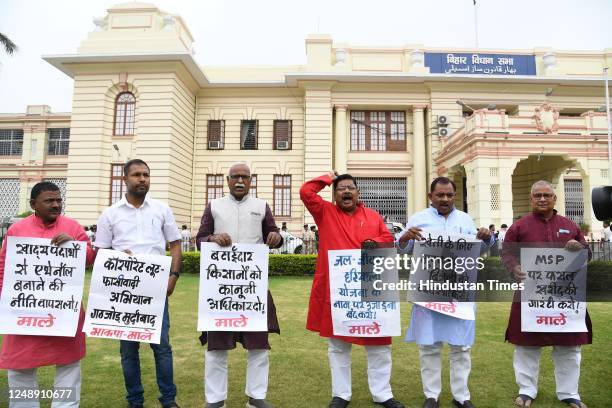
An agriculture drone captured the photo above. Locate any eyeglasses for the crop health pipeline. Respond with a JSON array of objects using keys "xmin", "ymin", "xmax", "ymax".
[
  {"xmin": 336, "ymin": 186, "xmax": 357, "ymax": 192},
  {"xmin": 532, "ymin": 193, "xmax": 554, "ymax": 199},
  {"xmin": 229, "ymin": 175, "xmax": 251, "ymax": 181}
]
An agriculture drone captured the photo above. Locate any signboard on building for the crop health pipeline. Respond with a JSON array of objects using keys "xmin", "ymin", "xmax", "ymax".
[{"xmin": 425, "ymin": 53, "xmax": 536, "ymax": 75}]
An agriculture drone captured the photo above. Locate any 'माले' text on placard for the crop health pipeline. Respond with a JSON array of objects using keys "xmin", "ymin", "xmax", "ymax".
[
  {"xmin": 198, "ymin": 243, "xmax": 269, "ymax": 332},
  {"xmin": 83, "ymin": 249, "xmax": 170, "ymax": 344},
  {"xmin": 329, "ymin": 248, "xmax": 401, "ymax": 337},
  {"xmin": 0, "ymin": 237, "xmax": 87, "ymax": 336}
]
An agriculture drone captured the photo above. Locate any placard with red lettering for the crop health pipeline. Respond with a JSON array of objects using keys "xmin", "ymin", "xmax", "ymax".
[
  {"xmin": 520, "ymin": 248, "xmax": 587, "ymax": 332},
  {"xmin": 407, "ymin": 231, "xmax": 481, "ymax": 320},
  {"xmin": 329, "ymin": 249, "xmax": 401, "ymax": 337},
  {"xmin": 0, "ymin": 237, "xmax": 87, "ymax": 336},
  {"xmin": 198, "ymin": 243, "xmax": 268, "ymax": 332},
  {"xmin": 413, "ymin": 301, "xmax": 474, "ymax": 320},
  {"xmin": 83, "ymin": 249, "xmax": 170, "ymax": 344}
]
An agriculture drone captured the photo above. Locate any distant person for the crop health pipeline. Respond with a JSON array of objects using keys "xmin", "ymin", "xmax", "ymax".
[
  {"xmin": 90, "ymin": 225, "xmax": 97, "ymax": 250},
  {"xmin": 498, "ymin": 224, "xmax": 508, "ymax": 242},
  {"xmin": 84, "ymin": 225, "xmax": 94, "ymax": 242},
  {"xmin": 311, "ymin": 225, "xmax": 319, "ymax": 252},
  {"xmin": 600, "ymin": 221, "xmax": 612, "ymax": 242},
  {"xmin": 302, "ymin": 224, "xmax": 316, "ymax": 254},
  {"xmin": 497, "ymin": 223, "xmax": 508, "ymax": 251},
  {"xmin": 488, "ymin": 224, "xmax": 499, "ymax": 256},
  {"xmin": 279, "ymin": 225, "xmax": 291, "ymax": 254},
  {"xmin": 181, "ymin": 224, "xmax": 192, "ymax": 252}
]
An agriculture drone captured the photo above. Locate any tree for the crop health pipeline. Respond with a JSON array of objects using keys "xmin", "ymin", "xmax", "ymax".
[{"xmin": 0, "ymin": 32, "xmax": 17, "ymax": 55}]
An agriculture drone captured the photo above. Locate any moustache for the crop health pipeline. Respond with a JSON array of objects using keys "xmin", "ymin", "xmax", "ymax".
[{"xmin": 235, "ymin": 184, "xmax": 245, "ymax": 188}]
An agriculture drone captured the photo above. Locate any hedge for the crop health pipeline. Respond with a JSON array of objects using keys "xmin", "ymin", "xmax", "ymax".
[
  {"xmin": 180, "ymin": 252, "xmax": 612, "ymax": 290},
  {"xmin": 181, "ymin": 252, "xmax": 317, "ymax": 276}
]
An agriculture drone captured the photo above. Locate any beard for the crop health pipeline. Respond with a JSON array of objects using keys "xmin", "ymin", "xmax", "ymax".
[{"xmin": 129, "ymin": 186, "xmax": 148, "ymax": 198}]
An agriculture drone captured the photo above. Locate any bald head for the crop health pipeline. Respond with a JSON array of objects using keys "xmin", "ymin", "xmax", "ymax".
[{"xmin": 227, "ymin": 163, "xmax": 252, "ymax": 201}]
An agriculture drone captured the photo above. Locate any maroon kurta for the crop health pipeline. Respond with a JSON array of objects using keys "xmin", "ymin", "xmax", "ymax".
[
  {"xmin": 502, "ymin": 211, "xmax": 593, "ymax": 346},
  {"xmin": 0, "ymin": 215, "xmax": 95, "ymax": 369},
  {"xmin": 300, "ymin": 175, "xmax": 394, "ymax": 346}
]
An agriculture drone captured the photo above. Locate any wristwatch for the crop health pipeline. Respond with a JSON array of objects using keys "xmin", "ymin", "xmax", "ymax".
[{"xmin": 169, "ymin": 272, "xmax": 180, "ymax": 279}]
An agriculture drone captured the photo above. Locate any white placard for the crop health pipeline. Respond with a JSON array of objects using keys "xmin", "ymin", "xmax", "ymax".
[
  {"xmin": 329, "ymin": 249, "xmax": 401, "ymax": 337},
  {"xmin": 83, "ymin": 249, "xmax": 170, "ymax": 344},
  {"xmin": 198, "ymin": 243, "xmax": 268, "ymax": 332},
  {"xmin": 408, "ymin": 231, "xmax": 482, "ymax": 320},
  {"xmin": 520, "ymin": 248, "xmax": 587, "ymax": 333},
  {"xmin": 0, "ymin": 237, "xmax": 86, "ymax": 336}
]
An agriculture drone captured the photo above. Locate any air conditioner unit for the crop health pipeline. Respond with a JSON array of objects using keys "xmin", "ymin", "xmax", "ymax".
[
  {"xmin": 276, "ymin": 140, "xmax": 289, "ymax": 150},
  {"xmin": 439, "ymin": 127, "xmax": 449, "ymax": 137},
  {"xmin": 208, "ymin": 141, "xmax": 221, "ymax": 149},
  {"xmin": 437, "ymin": 115, "xmax": 449, "ymax": 126}
]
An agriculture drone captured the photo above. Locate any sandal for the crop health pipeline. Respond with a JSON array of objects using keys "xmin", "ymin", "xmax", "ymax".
[
  {"xmin": 561, "ymin": 399, "xmax": 587, "ymax": 408},
  {"xmin": 515, "ymin": 394, "xmax": 534, "ymax": 407}
]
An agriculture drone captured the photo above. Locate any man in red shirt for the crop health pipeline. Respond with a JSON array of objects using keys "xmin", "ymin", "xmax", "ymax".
[
  {"xmin": 300, "ymin": 172, "xmax": 404, "ymax": 408},
  {"xmin": 0, "ymin": 182, "xmax": 95, "ymax": 407},
  {"xmin": 502, "ymin": 180, "xmax": 591, "ymax": 408}
]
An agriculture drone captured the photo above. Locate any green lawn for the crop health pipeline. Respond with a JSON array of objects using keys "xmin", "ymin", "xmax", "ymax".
[{"xmin": 1, "ymin": 275, "xmax": 611, "ymax": 408}]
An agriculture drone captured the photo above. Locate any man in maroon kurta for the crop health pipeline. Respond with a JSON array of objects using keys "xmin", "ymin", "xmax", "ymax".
[
  {"xmin": 502, "ymin": 180, "xmax": 592, "ymax": 408},
  {"xmin": 0, "ymin": 182, "xmax": 95, "ymax": 406},
  {"xmin": 300, "ymin": 172, "xmax": 404, "ymax": 408}
]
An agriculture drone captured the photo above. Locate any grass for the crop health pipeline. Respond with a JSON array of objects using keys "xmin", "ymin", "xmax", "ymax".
[{"xmin": 1, "ymin": 275, "xmax": 611, "ymax": 407}]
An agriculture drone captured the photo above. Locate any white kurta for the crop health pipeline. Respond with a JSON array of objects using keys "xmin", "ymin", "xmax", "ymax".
[{"xmin": 401, "ymin": 206, "xmax": 493, "ymax": 346}]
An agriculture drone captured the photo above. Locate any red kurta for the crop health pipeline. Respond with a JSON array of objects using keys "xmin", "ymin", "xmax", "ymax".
[
  {"xmin": 502, "ymin": 211, "xmax": 593, "ymax": 347},
  {"xmin": 0, "ymin": 215, "xmax": 95, "ymax": 369},
  {"xmin": 300, "ymin": 175, "xmax": 394, "ymax": 346}
]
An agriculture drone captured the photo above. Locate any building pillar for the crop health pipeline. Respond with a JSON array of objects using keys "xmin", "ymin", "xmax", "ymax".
[
  {"xmin": 412, "ymin": 106, "xmax": 427, "ymax": 211},
  {"xmin": 463, "ymin": 159, "xmax": 489, "ymax": 228},
  {"xmin": 499, "ymin": 158, "xmax": 521, "ymax": 225},
  {"xmin": 334, "ymin": 105, "xmax": 348, "ymax": 174},
  {"xmin": 555, "ymin": 176, "xmax": 566, "ymax": 217}
]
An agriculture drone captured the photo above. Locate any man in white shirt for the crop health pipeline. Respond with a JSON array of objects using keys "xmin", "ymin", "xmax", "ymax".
[
  {"xmin": 95, "ymin": 159, "xmax": 182, "ymax": 408},
  {"xmin": 600, "ymin": 222, "xmax": 612, "ymax": 242},
  {"xmin": 181, "ymin": 225, "xmax": 192, "ymax": 252}
]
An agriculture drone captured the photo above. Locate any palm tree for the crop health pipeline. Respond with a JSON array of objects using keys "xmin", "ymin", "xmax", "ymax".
[{"xmin": 0, "ymin": 32, "xmax": 17, "ymax": 55}]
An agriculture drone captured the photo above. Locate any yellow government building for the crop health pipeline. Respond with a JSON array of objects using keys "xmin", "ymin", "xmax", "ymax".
[{"xmin": 1, "ymin": 2, "xmax": 610, "ymax": 237}]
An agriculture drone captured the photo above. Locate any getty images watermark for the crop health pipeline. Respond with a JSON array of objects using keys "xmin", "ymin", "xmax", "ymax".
[{"xmin": 370, "ymin": 252, "xmax": 525, "ymax": 292}]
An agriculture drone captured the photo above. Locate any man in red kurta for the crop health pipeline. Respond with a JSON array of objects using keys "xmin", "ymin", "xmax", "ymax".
[
  {"xmin": 300, "ymin": 172, "xmax": 404, "ymax": 408},
  {"xmin": 502, "ymin": 180, "xmax": 592, "ymax": 408},
  {"xmin": 0, "ymin": 181, "xmax": 95, "ymax": 407}
]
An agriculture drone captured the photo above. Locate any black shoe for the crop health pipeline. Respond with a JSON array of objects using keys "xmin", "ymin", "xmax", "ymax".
[
  {"xmin": 376, "ymin": 398, "xmax": 405, "ymax": 408},
  {"xmin": 452, "ymin": 400, "xmax": 475, "ymax": 408},
  {"xmin": 162, "ymin": 402, "xmax": 181, "ymax": 408},
  {"xmin": 423, "ymin": 398, "xmax": 439, "ymax": 408},
  {"xmin": 128, "ymin": 404, "xmax": 144, "ymax": 408},
  {"xmin": 329, "ymin": 396, "xmax": 350, "ymax": 408}
]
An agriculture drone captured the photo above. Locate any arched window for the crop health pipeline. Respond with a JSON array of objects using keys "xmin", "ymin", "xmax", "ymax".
[{"xmin": 114, "ymin": 92, "xmax": 136, "ymax": 135}]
